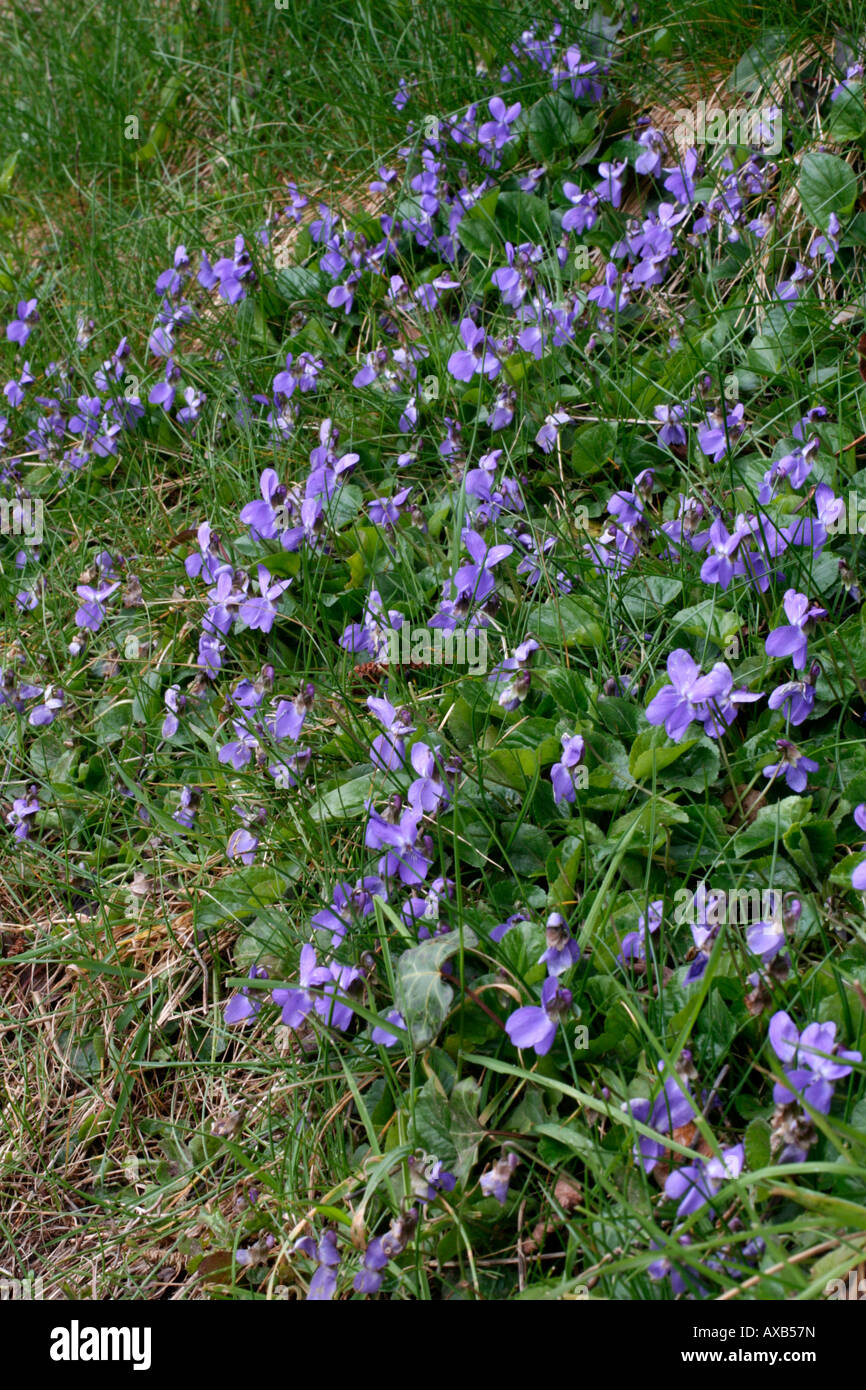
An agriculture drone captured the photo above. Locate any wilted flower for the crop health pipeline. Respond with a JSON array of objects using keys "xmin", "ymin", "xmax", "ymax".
[{"xmin": 479, "ymin": 1150, "xmax": 520, "ymax": 1204}]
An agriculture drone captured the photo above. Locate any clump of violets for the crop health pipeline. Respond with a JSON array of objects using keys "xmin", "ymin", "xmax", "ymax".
[
  {"xmin": 769, "ymin": 1011, "xmax": 861, "ymax": 1149},
  {"xmin": 664, "ymin": 1143, "xmax": 745, "ymax": 1221},
  {"xmin": 311, "ymin": 876, "xmax": 387, "ymax": 946},
  {"xmin": 354, "ymin": 1209, "xmax": 418, "ymax": 1295},
  {"xmin": 645, "ymin": 650, "xmax": 761, "ymax": 743}
]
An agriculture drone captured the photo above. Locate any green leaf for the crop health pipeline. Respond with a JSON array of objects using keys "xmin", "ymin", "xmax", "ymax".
[
  {"xmin": 828, "ymin": 84, "xmax": 866, "ymax": 141},
  {"xmin": 547, "ymin": 835, "xmax": 583, "ymax": 910},
  {"xmin": 485, "ymin": 722, "xmax": 560, "ymax": 790},
  {"xmin": 456, "ymin": 216, "xmax": 500, "ymax": 257},
  {"xmin": 455, "ymin": 190, "xmax": 500, "ymax": 256},
  {"xmin": 324, "ymin": 482, "xmax": 363, "ymax": 530},
  {"xmin": 195, "ymin": 866, "xmax": 297, "ymax": 929},
  {"xmin": 309, "ymin": 772, "xmax": 376, "ymax": 823},
  {"xmin": 671, "ymin": 737, "xmax": 721, "ymax": 791},
  {"xmin": 607, "ymin": 799, "xmax": 688, "ymax": 851},
  {"xmin": 412, "ymin": 1078, "xmax": 455, "ymax": 1165},
  {"xmin": 535, "ymin": 594, "xmax": 604, "ymax": 646},
  {"xmin": 570, "ymin": 420, "xmax": 617, "ymax": 475},
  {"xmin": 485, "ymin": 738, "xmax": 558, "ymax": 791},
  {"xmin": 412, "ymin": 1077, "xmax": 483, "ymax": 1182},
  {"xmin": 0, "ymin": 149, "xmax": 20, "ymax": 194},
  {"xmin": 745, "ymin": 333, "xmax": 783, "ymax": 376},
  {"xmin": 498, "ymin": 820, "xmax": 553, "ymax": 877},
  {"xmin": 394, "ymin": 928, "xmax": 478, "ymax": 1050},
  {"xmin": 628, "ymin": 726, "xmax": 698, "ymax": 782},
  {"xmin": 734, "ymin": 797, "xmax": 812, "ymax": 857},
  {"xmin": 494, "ymin": 191, "xmax": 551, "ymax": 243},
  {"xmin": 743, "ymin": 1116, "xmax": 771, "ymax": 1172},
  {"xmin": 799, "ymin": 152, "xmax": 858, "ymax": 232},
  {"xmin": 233, "ymin": 915, "xmax": 292, "ymax": 973},
  {"xmin": 273, "ymin": 265, "xmax": 324, "ymax": 304},
  {"xmin": 620, "ymin": 576, "xmax": 682, "ymax": 621},
  {"xmin": 527, "ymin": 93, "xmax": 590, "ymax": 163},
  {"xmin": 29, "ymin": 736, "xmax": 80, "ymax": 790},
  {"xmin": 672, "ymin": 600, "xmax": 740, "ymax": 650},
  {"xmin": 252, "ymin": 549, "xmax": 301, "ymax": 579},
  {"xmin": 829, "ymin": 851, "xmax": 866, "ymax": 889}
]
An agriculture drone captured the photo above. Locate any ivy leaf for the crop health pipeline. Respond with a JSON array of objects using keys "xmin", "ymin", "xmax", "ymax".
[
  {"xmin": 395, "ymin": 928, "xmax": 478, "ymax": 1050},
  {"xmin": 412, "ymin": 1077, "xmax": 483, "ymax": 1182}
]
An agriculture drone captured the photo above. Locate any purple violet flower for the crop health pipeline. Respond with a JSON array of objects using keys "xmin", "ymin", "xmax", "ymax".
[
  {"xmin": 765, "ymin": 589, "xmax": 826, "ymax": 670},
  {"xmin": 505, "ymin": 976, "xmax": 572, "ymax": 1056},
  {"xmin": 762, "ymin": 739, "xmax": 819, "ymax": 793}
]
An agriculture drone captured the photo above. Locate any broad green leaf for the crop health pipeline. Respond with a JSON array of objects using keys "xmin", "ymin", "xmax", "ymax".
[
  {"xmin": 274, "ymin": 265, "xmax": 324, "ymax": 304},
  {"xmin": 195, "ymin": 866, "xmax": 298, "ymax": 930},
  {"xmin": 527, "ymin": 93, "xmax": 591, "ymax": 163},
  {"xmin": 309, "ymin": 772, "xmax": 377, "ymax": 823},
  {"xmin": 672, "ymin": 600, "xmax": 741, "ymax": 650},
  {"xmin": 570, "ymin": 420, "xmax": 617, "ymax": 475},
  {"xmin": 0, "ymin": 149, "xmax": 20, "ymax": 194},
  {"xmin": 494, "ymin": 191, "xmax": 551, "ymax": 242},
  {"xmin": 734, "ymin": 796, "xmax": 812, "ymax": 857},
  {"xmin": 828, "ymin": 83, "xmax": 866, "ymax": 140},
  {"xmin": 628, "ymin": 726, "xmax": 698, "ymax": 781},
  {"xmin": 535, "ymin": 595, "xmax": 603, "ymax": 646},
  {"xmin": 799, "ymin": 151, "xmax": 858, "ymax": 232}
]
